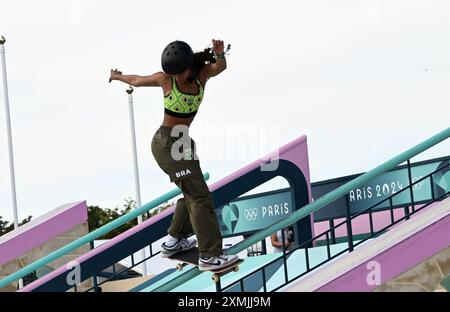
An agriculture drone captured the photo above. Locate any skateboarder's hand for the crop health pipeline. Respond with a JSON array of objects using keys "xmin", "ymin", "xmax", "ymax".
[
  {"xmin": 109, "ymin": 68, "xmax": 122, "ymax": 83},
  {"xmin": 212, "ymin": 39, "xmax": 225, "ymax": 55}
]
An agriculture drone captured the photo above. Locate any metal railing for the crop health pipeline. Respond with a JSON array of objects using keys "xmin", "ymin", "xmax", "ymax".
[
  {"xmin": 151, "ymin": 127, "xmax": 450, "ymax": 292},
  {"xmin": 220, "ymin": 162, "xmax": 449, "ymax": 292},
  {"xmin": 83, "ymin": 241, "xmax": 163, "ymax": 292},
  {"xmin": 0, "ymin": 173, "xmax": 210, "ymax": 290},
  {"xmin": 97, "ymin": 155, "xmax": 450, "ymax": 292},
  {"xmin": 441, "ymin": 275, "xmax": 450, "ymax": 292}
]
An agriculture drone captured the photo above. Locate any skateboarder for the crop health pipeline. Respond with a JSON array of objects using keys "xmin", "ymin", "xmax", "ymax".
[{"xmin": 110, "ymin": 39, "xmax": 238, "ymax": 271}]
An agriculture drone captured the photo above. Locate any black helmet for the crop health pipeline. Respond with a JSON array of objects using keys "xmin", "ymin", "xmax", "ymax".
[{"xmin": 161, "ymin": 41, "xmax": 194, "ymax": 75}]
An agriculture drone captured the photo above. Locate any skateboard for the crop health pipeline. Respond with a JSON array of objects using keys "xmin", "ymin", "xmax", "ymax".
[{"xmin": 168, "ymin": 247, "xmax": 243, "ymax": 283}]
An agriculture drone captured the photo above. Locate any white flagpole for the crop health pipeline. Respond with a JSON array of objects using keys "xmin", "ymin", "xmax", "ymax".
[
  {"xmin": 0, "ymin": 36, "xmax": 19, "ymax": 229},
  {"xmin": 1, "ymin": 35, "xmax": 23, "ymax": 289},
  {"xmin": 126, "ymin": 86, "xmax": 147, "ymax": 276}
]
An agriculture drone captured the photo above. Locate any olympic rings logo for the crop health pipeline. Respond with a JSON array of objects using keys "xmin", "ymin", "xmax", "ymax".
[{"xmin": 244, "ymin": 208, "xmax": 258, "ymax": 221}]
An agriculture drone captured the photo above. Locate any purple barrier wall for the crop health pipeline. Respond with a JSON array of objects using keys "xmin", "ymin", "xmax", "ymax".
[
  {"xmin": 316, "ymin": 199, "xmax": 450, "ymax": 291},
  {"xmin": 0, "ymin": 201, "xmax": 88, "ymax": 266}
]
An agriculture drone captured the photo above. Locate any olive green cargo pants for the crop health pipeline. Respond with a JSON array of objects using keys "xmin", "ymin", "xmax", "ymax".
[{"xmin": 151, "ymin": 126, "xmax": 223, "ymax": 257}]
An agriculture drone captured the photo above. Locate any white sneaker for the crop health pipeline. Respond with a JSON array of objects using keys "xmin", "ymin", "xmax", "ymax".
[
  {"xmin": 198, "ymin": 254, "xmax": 239, "ymax": 271},
  {"xmin": 160, "ymin": 237, "xmax": 197, "ymax": 258}
]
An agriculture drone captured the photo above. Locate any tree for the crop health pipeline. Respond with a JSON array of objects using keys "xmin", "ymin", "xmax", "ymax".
[
  {"xmin": 0, "ymin": 216, "xmax": 33, "ymax": 237},
  {"xmin": 0, "ymin": 216, "xmax": 9, "ymax": 236},
  {"xmin": 0, "ymin": 198, "xmax": 174, "ymax": 239},
  {"xmin": 87, "ymin": 198, "xmax": 175, "ymax": 239}
]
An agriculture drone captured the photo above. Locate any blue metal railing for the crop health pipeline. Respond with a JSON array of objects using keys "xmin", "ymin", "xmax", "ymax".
[
  {"xmin": 221, "ymin": 162, "xmax": 449, "ymax": 292},
  {"xmin": 151, "ymin": 127, "xmax": 450, "ymax": 292},
  {"xmin": 0, "ymin": 173, "xmax": 210, "ymax": 289}
]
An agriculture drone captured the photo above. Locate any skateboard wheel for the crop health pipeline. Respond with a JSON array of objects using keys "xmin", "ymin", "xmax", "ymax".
[
  {"xmin": 212, "ymin": 274, "xmax": 219, "ymax": 283},
  {"xmin": 176, "ymin": 264, "xmax": 184, "ymax": 271},
  {"xmin": 233, "ymin": 265, "xmax": 239, "ymax": 272}
]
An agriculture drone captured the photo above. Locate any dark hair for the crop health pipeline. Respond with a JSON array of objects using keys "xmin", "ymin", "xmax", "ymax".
[
  {"xmin": 193, "ymin": 48, "xmax": 216, "ymax": 71},
  {"xmin": 188, "ymin": 48, "xmax": 216, "ymax": 81},
  {"xmin": 189, "ymin": 44, "xmax": 230, "ymax": 81}
]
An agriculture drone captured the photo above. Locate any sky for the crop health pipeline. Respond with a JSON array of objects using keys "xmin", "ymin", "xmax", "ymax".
[{"xmin": 0, "ymin": 0, "xmax": 449, "ymax": 222}]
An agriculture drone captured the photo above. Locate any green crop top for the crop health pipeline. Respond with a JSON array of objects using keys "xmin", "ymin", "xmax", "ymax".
[{"xmin": 164, "ymin": 77, "xmax": 204, "ymax": 118}]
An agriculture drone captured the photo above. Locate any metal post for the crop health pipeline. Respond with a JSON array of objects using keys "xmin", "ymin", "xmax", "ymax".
[
  {"xmin": 404, "ymin": 205, "xmax": 410, "ymax": 220},
  {"xmin": 345, "ymin": 195, "xmax": 354, "ymax": 252},
  {"xmin": 407, "ymin": 159, "xmax": 415, "ymax": 212},
  {"xmin": 281, "ymin": 229, "xmax": 289, "ymax": 283},
  {"xmin": 329, "ymin": 219, "xmax": 336, "ymax": 244},
  {"xmin": 0, "ymin": 36, "xmax": 19, "ymax": 229},
  {"xmin": 126, "ymin": 86, "xmax": 147, "ymax": 276},
  {"xmin": 1, "ymin": 36, "xmax": 23, "ymax": 290},
  {"xmin": 325, "ymin": 232, "xmax": 331, "ymax": 259},
  {"xmin": 261, "ymin": 238, "xmax": 267, "ymax": 255},
  {"xmin": 430, "ymin": 175, "xmax": 435, "ymax": 201},
  {"xmin": 89, "ymin": 241, "xmax": 100, "ymax": 292},
  {"xmin": 389, "ymin": 197, "xmax": 395, "ymax": 224},
  {"xmin": 369, "ymin": 209, "xmax": 374, "ymax": 236},
  {"xmin": 127, "ymin": 86, "xmax": 143, "ymax": 220},
  {"xmin": 215, "ymin": 279, "xmax": 222, "ymax": 292}
]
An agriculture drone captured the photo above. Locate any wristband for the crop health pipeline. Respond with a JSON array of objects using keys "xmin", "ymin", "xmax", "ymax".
[{"xmin": 215, "ymin": 52, "xmax": 226, "ymax": 60}]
